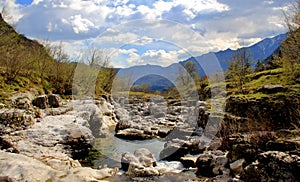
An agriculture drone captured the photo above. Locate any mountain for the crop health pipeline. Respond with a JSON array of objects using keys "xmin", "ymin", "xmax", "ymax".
[
  {"xmin": 116, "ymin": 33, "xmax": 287, "ymax": 91},
  {"xmin": 179, "ymin": 33, "xmax": 287, "ymax": 75}
]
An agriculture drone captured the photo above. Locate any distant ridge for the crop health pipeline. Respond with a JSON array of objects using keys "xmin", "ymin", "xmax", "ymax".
[{"xmin": 117, "ymin": 33, "xmax": 287, "ymax": 91}]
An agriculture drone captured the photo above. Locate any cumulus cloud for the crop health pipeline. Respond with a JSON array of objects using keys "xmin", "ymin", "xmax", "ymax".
[{"xmin": 1, "ymin": 0, "xmax": 292, "ymax": 68}]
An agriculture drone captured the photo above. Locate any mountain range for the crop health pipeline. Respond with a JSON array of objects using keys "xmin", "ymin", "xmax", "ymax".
[{"xmin": 116, "ymin": 33, "xmax": 287, "ymax": 91}]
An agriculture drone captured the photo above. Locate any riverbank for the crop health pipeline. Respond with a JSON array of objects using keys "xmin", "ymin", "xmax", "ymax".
[{"xmin": 0, "ymin": 92, "xmax": 299, "ymax": 181}]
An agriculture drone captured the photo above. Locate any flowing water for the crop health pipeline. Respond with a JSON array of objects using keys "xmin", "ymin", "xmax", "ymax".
[
  {"xmin": 89, "ymin": 134, "xmax": 201, "ymax": 181},
  {"xmin": 92, "ymin": 134, "xmax": 166, "ymax": 168}
]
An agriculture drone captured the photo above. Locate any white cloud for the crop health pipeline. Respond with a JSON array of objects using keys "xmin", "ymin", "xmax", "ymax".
[
  {"xmin": 69, "ymin": 14, "xmax": 95, "ymax": 33},
  {"xmin": 141, "ymin": 49, "xmax": 187, "ymax": 66},
  {"xmin": 1, "ymin": 0, "xmax": 291, "ymax": 68}
]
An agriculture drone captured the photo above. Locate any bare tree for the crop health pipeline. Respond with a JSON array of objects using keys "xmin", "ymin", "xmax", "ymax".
[
  {"xmin": 284, "ymin": 0, "xmax": 300, "ymax": 32},
  {"xmin": 282, "ymin": 0, "xmax": 300, "ymax": 81}
]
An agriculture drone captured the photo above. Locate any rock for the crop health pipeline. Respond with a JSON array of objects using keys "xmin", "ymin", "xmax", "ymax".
[
  {"xmin": 121, "ymin": 152, "xmax": 139, "ymax": 171},
  {"xmin": 159, "ymin": 140, "xmax": 188, "ymax": 161},
  {"xmin": 266, "ymin": 140, "xmax": 299, "ymax": 151},
  {"xmin": 0, "ymin": 151, "xmax": 116, "ymax": 181},
  {"xmin": 11, "ymin": 93, "xmax": 33, "ymax": 110},
  {"xmin": 2, "ymin": 114, "xmax": 94, "ymax": 170},
  {"xmin": 225, "ymin": 95, "xmax": 300, "ymax": 132},
  {"xmin": 196, "ymin": 150, "xmax": 228, "ymax": 177},
  {"xmin": 221, "ymin": 133, "xmax": 276, "ymax": 163},
  {"xmin": 241, "ymin": 151, "xmax": 300, "ymax": 181},
  {"xmin": 134, "ymin": 148, "xmax": 157, "ymax": 167},
  {"xmin": 48, "ymin": 94, "xmax": 61, "ymax": 108},
  {"xmin": 121, "ymin": 148, "xmax": 159, "ymax": 177},
  {"xmin": 153, "ymin": 112, "xmax": 166, "ymax": 118},
  {"xmin": 196, "ymin": 154, "xmax": 214, "ymax": 177},
  {"xmin": 256, "ymin": 84, "xmax": 286, "ymax": 94},
  {"xmin": 0, "ymin": 109, "xmax": 34, "ymax": 134},
  {"xmin": 157, "ymin": 127, "xmax": 172, "ymax": 138},
  {"xmin": 115, "ymin": 128, "xmax": 155, "ymax": 140},
  {"xmin": 160, "ymin": 131, "xmax": 207, "ymax": 161},
  {"xmin": 32, "ymin": 95, "xmax": 48, "ymax": 109},
  {"xmin": 0, "ymin": 150, "xmax": 61, "ymax": 181},
  {"xmin": 180, "ymin": 156, "xmax": 198, "ymax": 168},
  {"xmin": 127, "ymin": 164, "xmax": 160, "ymax": 177},
  {"xmin": 230, "ymin": 158, "xmax": 245, "ymax": 176},
  {"xmin": 75, "ymin": 101, "xmax": 118, "ymax": 138},
  {"xmin": 67, "ymin": 167, "xmax": 117, "ymax": 181}
]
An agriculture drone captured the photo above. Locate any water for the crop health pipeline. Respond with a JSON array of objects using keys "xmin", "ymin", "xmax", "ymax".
[
  {"xmin": 88, "ymin": 133, "xmax": 203, "ymax": 181},
  {"xmin": 92, "ymin": 134, "xmax": 166, "ymax": 168}
]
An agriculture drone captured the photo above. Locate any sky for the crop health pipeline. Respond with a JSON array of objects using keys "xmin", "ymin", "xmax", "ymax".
[{"xmin": 0, "ymin": 0, "xmax": 294, "ymax": 68}]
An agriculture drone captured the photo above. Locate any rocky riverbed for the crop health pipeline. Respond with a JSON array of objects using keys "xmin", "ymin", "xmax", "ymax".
[{"xmin": 0, "ymin": 93, "xmax": 299, "ymax": 181}]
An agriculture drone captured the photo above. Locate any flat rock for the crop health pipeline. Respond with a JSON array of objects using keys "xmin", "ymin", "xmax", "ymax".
[{"xmin": 0, "ymin": 150, "xmax": 117, "ymax": 182}]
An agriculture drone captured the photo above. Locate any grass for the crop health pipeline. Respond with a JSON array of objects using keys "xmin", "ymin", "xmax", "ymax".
[
  {"xmin": 225, "ymin": 67, "xmax": 300, "ymax": 97},
  {"xmin": 0, "ymin": 68, "xmax": 47, "ymax": 102},
  {"xmin": 113, "ymin": 91, "xmax": 155, "ymax": 98}
]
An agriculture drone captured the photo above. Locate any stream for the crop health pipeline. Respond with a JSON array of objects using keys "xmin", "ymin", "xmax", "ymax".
[
  {"xmin": 93, "ymin": 134, "xmax": 166, "ymax": 168},
  {"xmin": 87, "ymin": 133, "xmax": 202, "ymax": 181}
]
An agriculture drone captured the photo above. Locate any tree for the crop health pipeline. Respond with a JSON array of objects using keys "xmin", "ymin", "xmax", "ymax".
[
  {"xmin": 226, "ymin": 48, "xmax": 252, "ymax": 93},
  {"xmin": 284, "ymin": 0, "xmax": 300, "ymax": 32},
  {"xmin": 254, "ymin": 60, "xmax": 266, "ymax": 72},
  {"xmin": 49, "ymin": 42, "xmax": 70, "ymax": 93},
  {"xmin": 176, "ymin": 61, "xmax": 200, "ymax": 86},
  {"xmin": 281, "ymin": 0, "xmax": 300, "ymax": 81}
]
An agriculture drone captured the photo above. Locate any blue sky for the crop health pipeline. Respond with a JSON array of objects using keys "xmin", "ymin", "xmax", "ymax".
[
  {"xmin": 0, "ymin": 0, "xmax": 293, "ymax": 67},
  {"xmin": 16, "ymin": 0, "xmax": 33, "ymax": 6}
]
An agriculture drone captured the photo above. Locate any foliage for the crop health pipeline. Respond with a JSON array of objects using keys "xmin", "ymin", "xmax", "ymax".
[
  {"xmin": 226, "ymin": 48, "xmax": 252, "ymax": 93},
  {"xmin": 176, "ymin": 61, "xmax": 200, "ymax": 86},
  {"xmin": 280, "ymin": 28, "xmax": 300, "ymax": 82},
  {"xmin": 0, "ymin": 14, "xmax": 115, "ymax": 98}
]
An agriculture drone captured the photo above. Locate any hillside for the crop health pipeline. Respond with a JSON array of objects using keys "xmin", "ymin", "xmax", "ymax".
[
  {"xmin": 123, "ymin": 34, "xmax": 287, "ymax": 91},
  {"xmin": 0, "ymin": 13, "xmax": 75, "ymax": 101}
]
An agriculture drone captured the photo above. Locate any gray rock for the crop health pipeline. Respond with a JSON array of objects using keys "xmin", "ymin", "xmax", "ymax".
[
  {"xmin": 0, "ymin": 151, "xmax": 117, "ymax": 182},
  {"xmin": 115, "ymin": 128, "xmax": 155, "ymax": 140},
  {"xmin": 0, "ymin": 109, "xmax": 34, "ymax": 134},
  {"xmin": 180, "ymin": 156, "xmax": 198, "ymax": 168},
  {"xmin": 134, "ymin": 148, "xmax": 157, "ymax": 167},
  {"xmin": 256, "ymin": 84, "xmax": 286, "ymax": 94},
  {"xmin": 32, "ymin": 95, "xmax": 48, "ymax": 109},
  {"xmin": 121, "ymin": 152, "xmax": 139, "ymax": 171},
  {"xmin": 230, "ymin": 158, "xmax": 245, "ymax": 176},
  {"xmin": 121, "ymin": 148, "xmax": 159, "ymax": 177},
  {"xmin": 242, "ymin": 151, "xmax": 300, "ymax": 181},
  {"xmin": 48, "ymin": 94, "xmax": 61, "ymax": 108},
  {"xmin": 196, "ymin": 150, "xmax": 228, "ymax": 177},
  {"xmin": 11, "ymin": 93, "xmax": 33, "ymax": 110}
]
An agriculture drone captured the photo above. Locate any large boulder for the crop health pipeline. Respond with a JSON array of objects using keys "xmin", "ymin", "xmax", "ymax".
[
  {"xmin": 180, "ymin": 155, "xmax": 198, "ymax": 168},
  {"xmin": 225, "ymin": 95, "xmax": 300, "ymax": 132},
  {"xmin": 195, "ymin": 150, "xmax": 229, "ymax": 178},
  {"xmin": 0, "ymin": 109, "xmax": 34, "ymax": 134},
  {"xmin": 0, "ymin": 151, "xmax": 117, "ymax": 182},
  {"xmin": 229, "ymin": 158, "xmax": 245, "ymax": 177},
  {"xmin": 241, "ymin": 151, "xmax": 300, "ymax": 181},
  {"xmin": 121, "ymin": 148, "xmax": 159, "ymax": 177},
  {"xmin": 2, "ymin": 114, "xmax": 94, "ymax": 171},
  {"xmin": 48, "ymin": 94, "xmax": 61, "ymax": 108},
  {"xmin": 0, "ymin": 150, "xmax": 61, "ymax": 181},
  {"xmin": 159, "ymin": 135, "xmax": 206, "ymax": 161},
  {"xmin": 11, "ymin": 93, "xmax": 34, "ymax": 110},
  {"xmin": 256, "ymin": 84, "xmax": 287, "ymax": 94},
  {"xmin": 75, "ymin": 100, "xmax": 118, "ymax": 138},
  {"xmin": 32, "ymin": 95, "xmax": 48, "ymax": 109}
]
